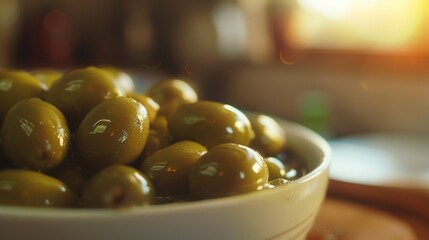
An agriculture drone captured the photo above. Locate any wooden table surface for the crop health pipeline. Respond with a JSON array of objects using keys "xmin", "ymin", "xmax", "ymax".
[{"xmin": 308, "ymin": 180, "xmax": 429, "ymax": 240}]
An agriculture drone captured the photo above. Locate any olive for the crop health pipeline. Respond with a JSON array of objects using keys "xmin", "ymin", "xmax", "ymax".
[
  {"xmin": 169, "ymin": 101, "xmax": 254, "ymax": 149},
  {"xmin": 1, "ymin": 98, "xmax": 70, "ymax": 171},
  {"xmin": 82, "ymin": 165, "xmax": 155, "ymax": 208},
  {"xmin": 44, "ymin": 66, "xmax": 125, "ymax": 131},
  {"xmin": 248, "ymin": 114, "xmax": 286, "ymax": 157},
  {"xmin": 49, "ymin": 154, "xmax": 87, "ymax": 197},
  {"xmin": 137, "ymin": 129, "xmax": 171, "ymax": 163},
  {"xmin": 265, "ymin": 157, "xmax": 287, "ymax": 181},
  {"xmin": 128, "ymin": 92, "xmax": 159, "ymax": 123},
  {"xmin": 0, "ymin": 70, "xmax": 45, "ymax": 125},
  {"xmin": 141, "ymin": 141, "xmax": 207, "ymax": 202},
  {"xmin": 101, "ymin": 66, "xmax": 135, "ymax": 93},
  {"xmin": 31, "ymin": 69, "xmax": 62, "ymax": 89},
  {"xmin": 276, "ymin": 150, "xmax": 308, "ymax": 181},
  {"xmin": 76, "ymin": 97, "xmax": 150, "ymax": 175},
  {"xmin": 189, "ymin": 143, "xmax": 268, "ymax": 200},
  {"xmin": 146, "ymin": 78, "xmax": 198, "ymax": 116},
  {"xmin": 0, "ymin": 169, "xmax": 76, "ymax": 207},
  {"xmin": 151, "ymin": 115, "xmax": 170, "ymax": 136}
]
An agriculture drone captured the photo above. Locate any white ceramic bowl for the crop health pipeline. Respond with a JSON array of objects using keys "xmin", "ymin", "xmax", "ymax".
[{"xmin": 0, "ymin": 119, "xmax": 330, "ymax": 240}]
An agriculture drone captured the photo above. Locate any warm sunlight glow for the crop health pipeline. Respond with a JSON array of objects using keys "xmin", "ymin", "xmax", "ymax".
[
  {"xmin": 290, "ymin": 0, "xmax": 426, "ymax": 52},
  {"xmin": 298, "ymin": 0, "xmax": 353, "ymax": 20}
]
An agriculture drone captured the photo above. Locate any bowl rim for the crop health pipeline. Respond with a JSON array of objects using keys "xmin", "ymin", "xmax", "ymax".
[{"xmin": 0, "ymin": 119, "xmax": 331, "ymax": 219}]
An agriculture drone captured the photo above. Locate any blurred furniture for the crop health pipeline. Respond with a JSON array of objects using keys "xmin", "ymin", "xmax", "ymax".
[{"xmin": 0, "ymin": 0, "xmax": 19, "ymax": 67}]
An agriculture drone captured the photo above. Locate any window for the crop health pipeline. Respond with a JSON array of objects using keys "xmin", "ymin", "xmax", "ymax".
[{"xmin": 282, "ymin": 0, "xmax": 428, "ymax": 55}]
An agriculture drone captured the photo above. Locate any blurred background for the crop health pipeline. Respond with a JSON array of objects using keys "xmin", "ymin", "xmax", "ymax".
[{"xmin": 1, "ymin": 0, "xmax": 429, "ymax": 137}]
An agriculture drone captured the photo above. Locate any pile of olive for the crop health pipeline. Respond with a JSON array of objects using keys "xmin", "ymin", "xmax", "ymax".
[{"xmin": 0, "ymin": 67, "xmax": 306, "ymax": 209}]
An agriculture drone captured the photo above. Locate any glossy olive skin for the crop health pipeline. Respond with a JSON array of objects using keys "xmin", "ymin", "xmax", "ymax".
[
  {"xmin": 44, "ymin": 67, "xmax": 125, "ymax": 131},
  {"xmin": 189, "ymin": 143, "xmax": 268, "ymax": 200},
  {"xmin": 0, "ymin": 169, "xmax": 76, "ymax": 207},
  {"xmin": 31, "ymin": 69, "xmax": 62, "ymax": 89},
  {"xmin": 169, "ymin": 101, "xmax": 255, "ymax": 149},
  {"xmin": 146, "ymin": 79, "xmax": 198, "ymax": 116},
  {"xmin": 76, "ymin": 97, "xmax": 150, "ymax": 175},
  {"xmin": 1, "ymin": 98, "xmax": 70, "ymax": 171},
  {"xmin": 248, "ymin": 114, "xmax": 286, "ymax": 157},
  {"xmin": 137, "ymin": 129, "xmax": 172, "ymax": 162},
  {"xmin": 128, "ymin": 92, "xmax": 159, "ymax": 123},
  {"xmin": 141, "ymin": 141, "xmax": 207, "ymax": 202},
  {"xmin": 82, "ymin": 165, "xmax": 155, "ymax": 208},
  {"xmin": 0, "ymin": 70, "xmax": 45, "ymax": 125},
  {"xmin": 265, "ymin": 157, "xmax": 287, "ymax": 181},
  {"xmin": 276, "ymin": 150, "xmax": 308, "ymax": 181},
  {"xmin": 151, "ymin": 115, "xmax": 170, "ymax": 136},
  {"xmin": 101, "ymin": 66, "xmax": 135, "ymax": 93}
]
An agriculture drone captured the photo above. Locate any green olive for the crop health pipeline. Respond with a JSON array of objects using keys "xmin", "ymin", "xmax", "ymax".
[
  {"xmin": 82, "ymin": 165, "xmax": 155, "ymax": 208},
  {"xmin": 0, "ymin": 70, "xmax": 45, "ymax": 125},
  {"xmin": 1, "ymin": 98, "xmax": 70, "ymax": 171},
  {"xmin": 137, "ymin": 129, "xmax": 172, "ymax": 162},
  {"xmin": 0, "ymin": 169, "xmax": 76, "ymax": 207},
  {"xmin": 146, "ymin": 78, "xmax": 198, "ymax": 116},
  {"xmin": 48, "ymin": 154, "xmax": 87, "ymax": 197},
  {"xmin": 277, "ymin": 150, "xmax": 308, "ymax": 181},
  {"xmin": 141, "ymin": 141, "xmax": 206, "ymax": 202},
  {"xmin": 76, "ymin": 97, "xmax": 150, "ymax": 175},
  {"xmin": 189, "ymin": 143, "xmax": 268, "ymax": 200},
  {"xmin": 265, "ymin": 157, "xmax": 287, "ymax": 181},
  {"xmin": 169, "ymin": 101, "xmax": 254, "ymax": 149},
  {"xmin": 31, "ymin": 69, "xmax": 62, "ymax": 89},
  {"xmin": 100, "ymin": 66, "xmax": 135, "ymax": 93},
  {"xmin": 248, "ymin": 114, "xmax": 286, "ymax": 157},
  {"xmin": 44, "ymin": 66, "xmax": 125, "ymax": 131},
  {"xmin": 151, "ymin": 115, "xmax": 170, "ymax": 136},
  {"xmin": 128, "ymin": 92, "xmax": 159, "ymax": 123}
]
